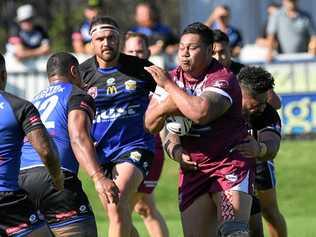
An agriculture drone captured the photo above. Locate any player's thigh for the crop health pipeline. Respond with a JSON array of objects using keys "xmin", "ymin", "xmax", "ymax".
[
  {"xmin": 51, "ymin": 218, "xmax": 97, "ymax": 237},
  {"xmin": 112, "ymin": 162, "xmax": 144, "ymax": 201},
  {"xmin": 212, "ymin": 190, "xmax": 252, "ymax": 223},
  {"xmin": 257, "ymin": 188, "xmax": 279, "ymax": 210},
  {"xmin": 181, "ymin": 193, "xmax": 217, "ymax": 237}
]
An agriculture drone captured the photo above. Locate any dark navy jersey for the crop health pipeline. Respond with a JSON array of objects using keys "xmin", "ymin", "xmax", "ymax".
[
  {"xmin": 247, "ymin": 104, "xmax": 282, "ymax": 139},
  {"xmin": 20, "ymin": 82, "xmax": 95, "ymax": 174},
  {"xmin": 79, "ymin": 54, "xmax": 156, "ymax": 164},
  {"xmin": 0, "ymin": 91, "xmax": 43, "ymax": 191}
]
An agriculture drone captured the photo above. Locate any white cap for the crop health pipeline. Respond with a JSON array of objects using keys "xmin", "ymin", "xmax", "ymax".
[{"xmin": 16, "ymin": 4, "xmax": 34, "ymax": 22}]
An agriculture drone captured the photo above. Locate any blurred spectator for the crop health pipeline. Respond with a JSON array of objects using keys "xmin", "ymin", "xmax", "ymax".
[
  {"xmin": 123, "ymin": 32, "xmax": 151, "ymax": 59},
  {"xmin": 213, "ymin": 29, "xmax": 281, "ymax": 110},
  {"xmin": 130, "ymin": 2, "xmax": 178, "ymax": 56},
  {"xmin": 71, "ymin": 2, "xmax": 101, "ymax": 54},
  {"xmin": 266, "ymin": 0, "xmax": 316, "ymax": 61},
  {"xmin": 6, "ymin": 4, "xmax": 50, "ymax": 60},
  {"xmin": 256, "ymin": 3, "xmax": 281, "ymax": 49},
  {"xmin": 204, "ymin": 4, "xmax": 243, "ymax": 57}
]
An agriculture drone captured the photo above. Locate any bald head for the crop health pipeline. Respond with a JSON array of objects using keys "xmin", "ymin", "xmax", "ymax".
[{"xmin": 0, "ymin": 53, "xmax": 7, "ymax": 90}]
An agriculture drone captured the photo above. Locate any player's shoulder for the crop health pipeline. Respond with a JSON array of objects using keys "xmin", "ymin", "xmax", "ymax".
[
  {"xmin": 79, "ymin": 56, "xmax": 97, "ymax": 72},
  {"xmin": 206, "ymin": 60, "xmax": 236, "ymax": 83},
  {"xmin": 1, "ymin": 90, "xmax": 32, "ymax": 108}
]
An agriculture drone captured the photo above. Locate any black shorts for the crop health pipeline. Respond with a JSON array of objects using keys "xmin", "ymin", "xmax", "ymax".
[
  {"xmin": 104, "ymin": 149, "xmax": 154, "ymax": 178},
  {"xmin": 0, "ymin": 190, "xmax": 45, "ymax": 236},
  {"xmin": 255, "ymin": 160, "xmax": 276, "ymax": 190},
  {"xmin": 19, "ymin": 167, "xmax": 95, "ymax": 229},
  {"xmin": 250, "ymin": 195, "xmax": 261, "ymax": 216}
]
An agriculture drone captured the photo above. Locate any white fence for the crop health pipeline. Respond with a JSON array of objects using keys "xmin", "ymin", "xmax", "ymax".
[{"xmin": 5, "ymin": 53, "xmax": 316, "ymax": 135}]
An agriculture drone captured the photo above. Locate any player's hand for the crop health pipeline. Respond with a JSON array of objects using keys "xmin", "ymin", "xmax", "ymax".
[
  {"xmin": 144, "ymin": 65, "xmax": 172, "ymax": 89},
  {"xmin": 52, "ymin": 172, "xmax": 64, "ymax": 191},
  {"xmin": 93, "ymin": 174, "xmax": 120, "ymax": 204},
  {"xmin": 180, "ymin": 153, "xmax": 198, "ymax": 172},
  {"xmin": 232, "ymin": 135, "xmax": 260, "ymax": 159}
]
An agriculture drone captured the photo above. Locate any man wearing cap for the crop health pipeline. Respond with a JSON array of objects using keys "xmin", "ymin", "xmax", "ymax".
[
  {"xmin": 7, "ymin": 4, "xmax": 50, "ymax": 60},
  {"xmin": 79, "ymin": 16, "xmax": 156, "ymax": 237}
]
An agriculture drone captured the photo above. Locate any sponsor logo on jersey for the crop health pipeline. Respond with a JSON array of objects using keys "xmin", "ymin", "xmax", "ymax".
[
  {"xmin": 29, "ymin": 214, "xmax": 38, "ymax": 224},
  {"xmin": 0, "ymin": 102, "xmax": 4, "ymax": 109},
  {"xmin": 225, "ymin": 173, "xmax": 238, "ymax": 182},
  {"xmin": 125, "ymin": 80, "xmax": 137, "ymax": 91},
  {"xmin": 87, "ymin": 86, "xmax": 98, "ymax": 99},
  {"xmin": 212, "ymin": 80, "xmax": 229, "ymax": 90},
  {"xmin": 130, "ymin": 151, "xmax": 142, "ymax": 161},
  {"xmin": 29, "ymin": 115, "xmax": 41, "ymax": 125},
  {"xmin": 106, "ymin": 78, "xmax": 116, "ymax": 86},
  {"xmin": 107, "ymin": 85, "xmax": 118, "ymax": 95},
  {"xmin": 94, "ymin": 104, "xmax": 140, "ymax": 122},
  {"xmin": 34, "ymin": 85, "xmax": 65, "ymax": 100},
  {"xmin": 79, "ymin": 205, "xmax": 88, "ymax": 213}
]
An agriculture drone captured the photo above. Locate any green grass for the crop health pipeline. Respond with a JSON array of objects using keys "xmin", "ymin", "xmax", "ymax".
[{"xmin": 80, "ymin": 140, "xmax": 316, "ymax": 237}]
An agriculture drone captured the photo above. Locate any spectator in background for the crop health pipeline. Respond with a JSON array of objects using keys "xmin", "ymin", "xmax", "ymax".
[
  {"xmin": 204, "ymin": 4, "xmax": 243, "ymax": 57},
  {"xmin": 7, "ymin": 4, "xmax": 50, "ymax": 60},
  {"xmin": 256, "ymin": 3, "xmax": 281, "ymax": 49},
  {"xmin": 212, "ymin": 29, "xmax": 281, "ymax": 110},
  {"xmin": 72, "ymin": 2, "xmax": 101, "ymax": 54},
  {"xmin": 266, "ymin": 0, "xmax": 316, "ymax": 61},
  {"xmin": 131, "ymin": 2, "xmax": 178, "ymax": 56}
]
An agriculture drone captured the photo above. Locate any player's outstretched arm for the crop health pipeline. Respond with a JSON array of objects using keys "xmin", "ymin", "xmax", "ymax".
[
  {"xmin": 27, "ymin": 128, "xmax": 64, "ymax": 190},
  {"xmin": 68, "ymin": 110, "xmax": 119, "ymax": 204}
]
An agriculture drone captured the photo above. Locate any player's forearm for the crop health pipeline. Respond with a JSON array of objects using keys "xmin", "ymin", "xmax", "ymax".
[
  {"xmin": 144, "ymin": 101, "xmax": 168, "ymax": 134},
  {"xmin": 28, "ymin": 128, "xmax": 62, "ymax": 179},
  {"xmin": 18, "ymin": 44, "xmax": 50, "ymax": 59},
  {"xmin": 162, "ymin": 131, "xmax": 182, "ymax": 162},
  {"xmin": 164, "ymin": 82, "xmax": 209, "ymax": 124},
  {"xmin": 70, "ymin": 132, "xmax": 103, "ymax": 178},
  {"xmin": 258, "ymin": 139, "xmax": 280, "ymax": 161}
]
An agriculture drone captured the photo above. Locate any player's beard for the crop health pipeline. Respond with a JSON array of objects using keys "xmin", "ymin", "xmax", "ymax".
[{"xmin": 100, "ymin": 45, "xmax": 119, "ymax": 62}]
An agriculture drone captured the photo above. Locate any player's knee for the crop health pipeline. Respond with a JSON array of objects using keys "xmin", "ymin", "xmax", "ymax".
[
  {"xmin": 219, "ymin": 221, "xmax": 249, "ymax": 237},
  {"xmin": 134, "ymin": 202, "xmax": 152, "ymax": 218}
]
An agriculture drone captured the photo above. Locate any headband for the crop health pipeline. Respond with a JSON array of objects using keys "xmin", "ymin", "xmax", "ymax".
[{"xmin": 90, "ymin": 24, "xmax": 119, "ymax": 36}]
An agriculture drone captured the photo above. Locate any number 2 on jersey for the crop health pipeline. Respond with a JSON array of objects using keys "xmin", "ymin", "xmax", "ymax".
[{"xmin": 33, "ymin": 95, "xmax": 59, "ymax": 129}]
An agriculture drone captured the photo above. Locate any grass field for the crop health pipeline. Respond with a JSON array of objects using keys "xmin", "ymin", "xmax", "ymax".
[{"xmin": 80, "ymin": 140, "xmax": 316, "ymax": 237}]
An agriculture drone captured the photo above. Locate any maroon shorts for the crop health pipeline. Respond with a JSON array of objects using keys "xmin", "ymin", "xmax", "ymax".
[
  {"xmin": 138, "ymin": 136, "xmax": 164, "ymax": 194},
  {"xmin": 178, "ymin": 152, "xmax": 255, "ymax": 212}
]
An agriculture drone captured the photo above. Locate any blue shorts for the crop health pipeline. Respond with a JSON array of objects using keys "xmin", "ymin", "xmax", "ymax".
[{"xmin": 102, "ymin": 148, "xmax": 154, "ymax": 178}]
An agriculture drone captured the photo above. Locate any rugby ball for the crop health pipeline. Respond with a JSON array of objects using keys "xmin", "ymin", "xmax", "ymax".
[{"xmin": 166, "ymin": 116, "xmax": 192, "ymax": 136}]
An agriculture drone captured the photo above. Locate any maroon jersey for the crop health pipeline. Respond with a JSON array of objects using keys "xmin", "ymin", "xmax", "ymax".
[
  {"xmin": 170, "ymin": 60, "xmax": 247, "ymax": 160},
  {"xmin": 170, "ymin": 60, "xmax": 255, "ymax": 212}
]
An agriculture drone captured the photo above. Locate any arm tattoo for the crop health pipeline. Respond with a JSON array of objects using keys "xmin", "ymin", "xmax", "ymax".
[
  {"xmin": 162, "ymin": 131, "xmax": 182, "ymax": 162},
  {"xmin": 200, "ymin": 91, "xmax": 232, "ymax": 122}
]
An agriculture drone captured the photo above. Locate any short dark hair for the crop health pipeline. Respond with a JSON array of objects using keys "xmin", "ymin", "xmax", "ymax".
[
  {"xmin": 124, "ymin": 31, "xmax": 149, "ymax": 49},
  {"xmin": 213, "ymin": 29, "xmax": 229, "ymax": 44},
  {"xmin": 267, "ymin": 2, "xmax": 281, "ymax": 9},
  {"xmin": 46, "ymin": 52, "xmax": 79, "ymax": 78},
  {"xmin": 238, "ymin": 66, "xmax": 274, "ymax": 94},
  {"xmin": 0, "ymin": 53, "xmax": 5, "ymax": 73},
  {"xmin": 89, "ymin": 16, "xmax": 120, "ymax": 33},
  {"xmin": 181, "ymin": 22, "xmax": 214, "ymax": 46}
]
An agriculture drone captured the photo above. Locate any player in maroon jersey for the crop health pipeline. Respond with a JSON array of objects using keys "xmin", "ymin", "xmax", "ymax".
[{"xmin": 144, "ymin": 22, "xmax": 254, "ymax": 237}]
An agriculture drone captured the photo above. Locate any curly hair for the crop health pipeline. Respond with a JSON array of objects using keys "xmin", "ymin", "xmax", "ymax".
[{"xmin": 237, "ymin": 66, "xmax": 274, "ymax": 94}]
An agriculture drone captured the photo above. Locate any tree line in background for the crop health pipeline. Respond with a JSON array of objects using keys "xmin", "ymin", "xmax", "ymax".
[{"xmin": 0, "ymin": 0, "xmax": 179, "ymax": 52}]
